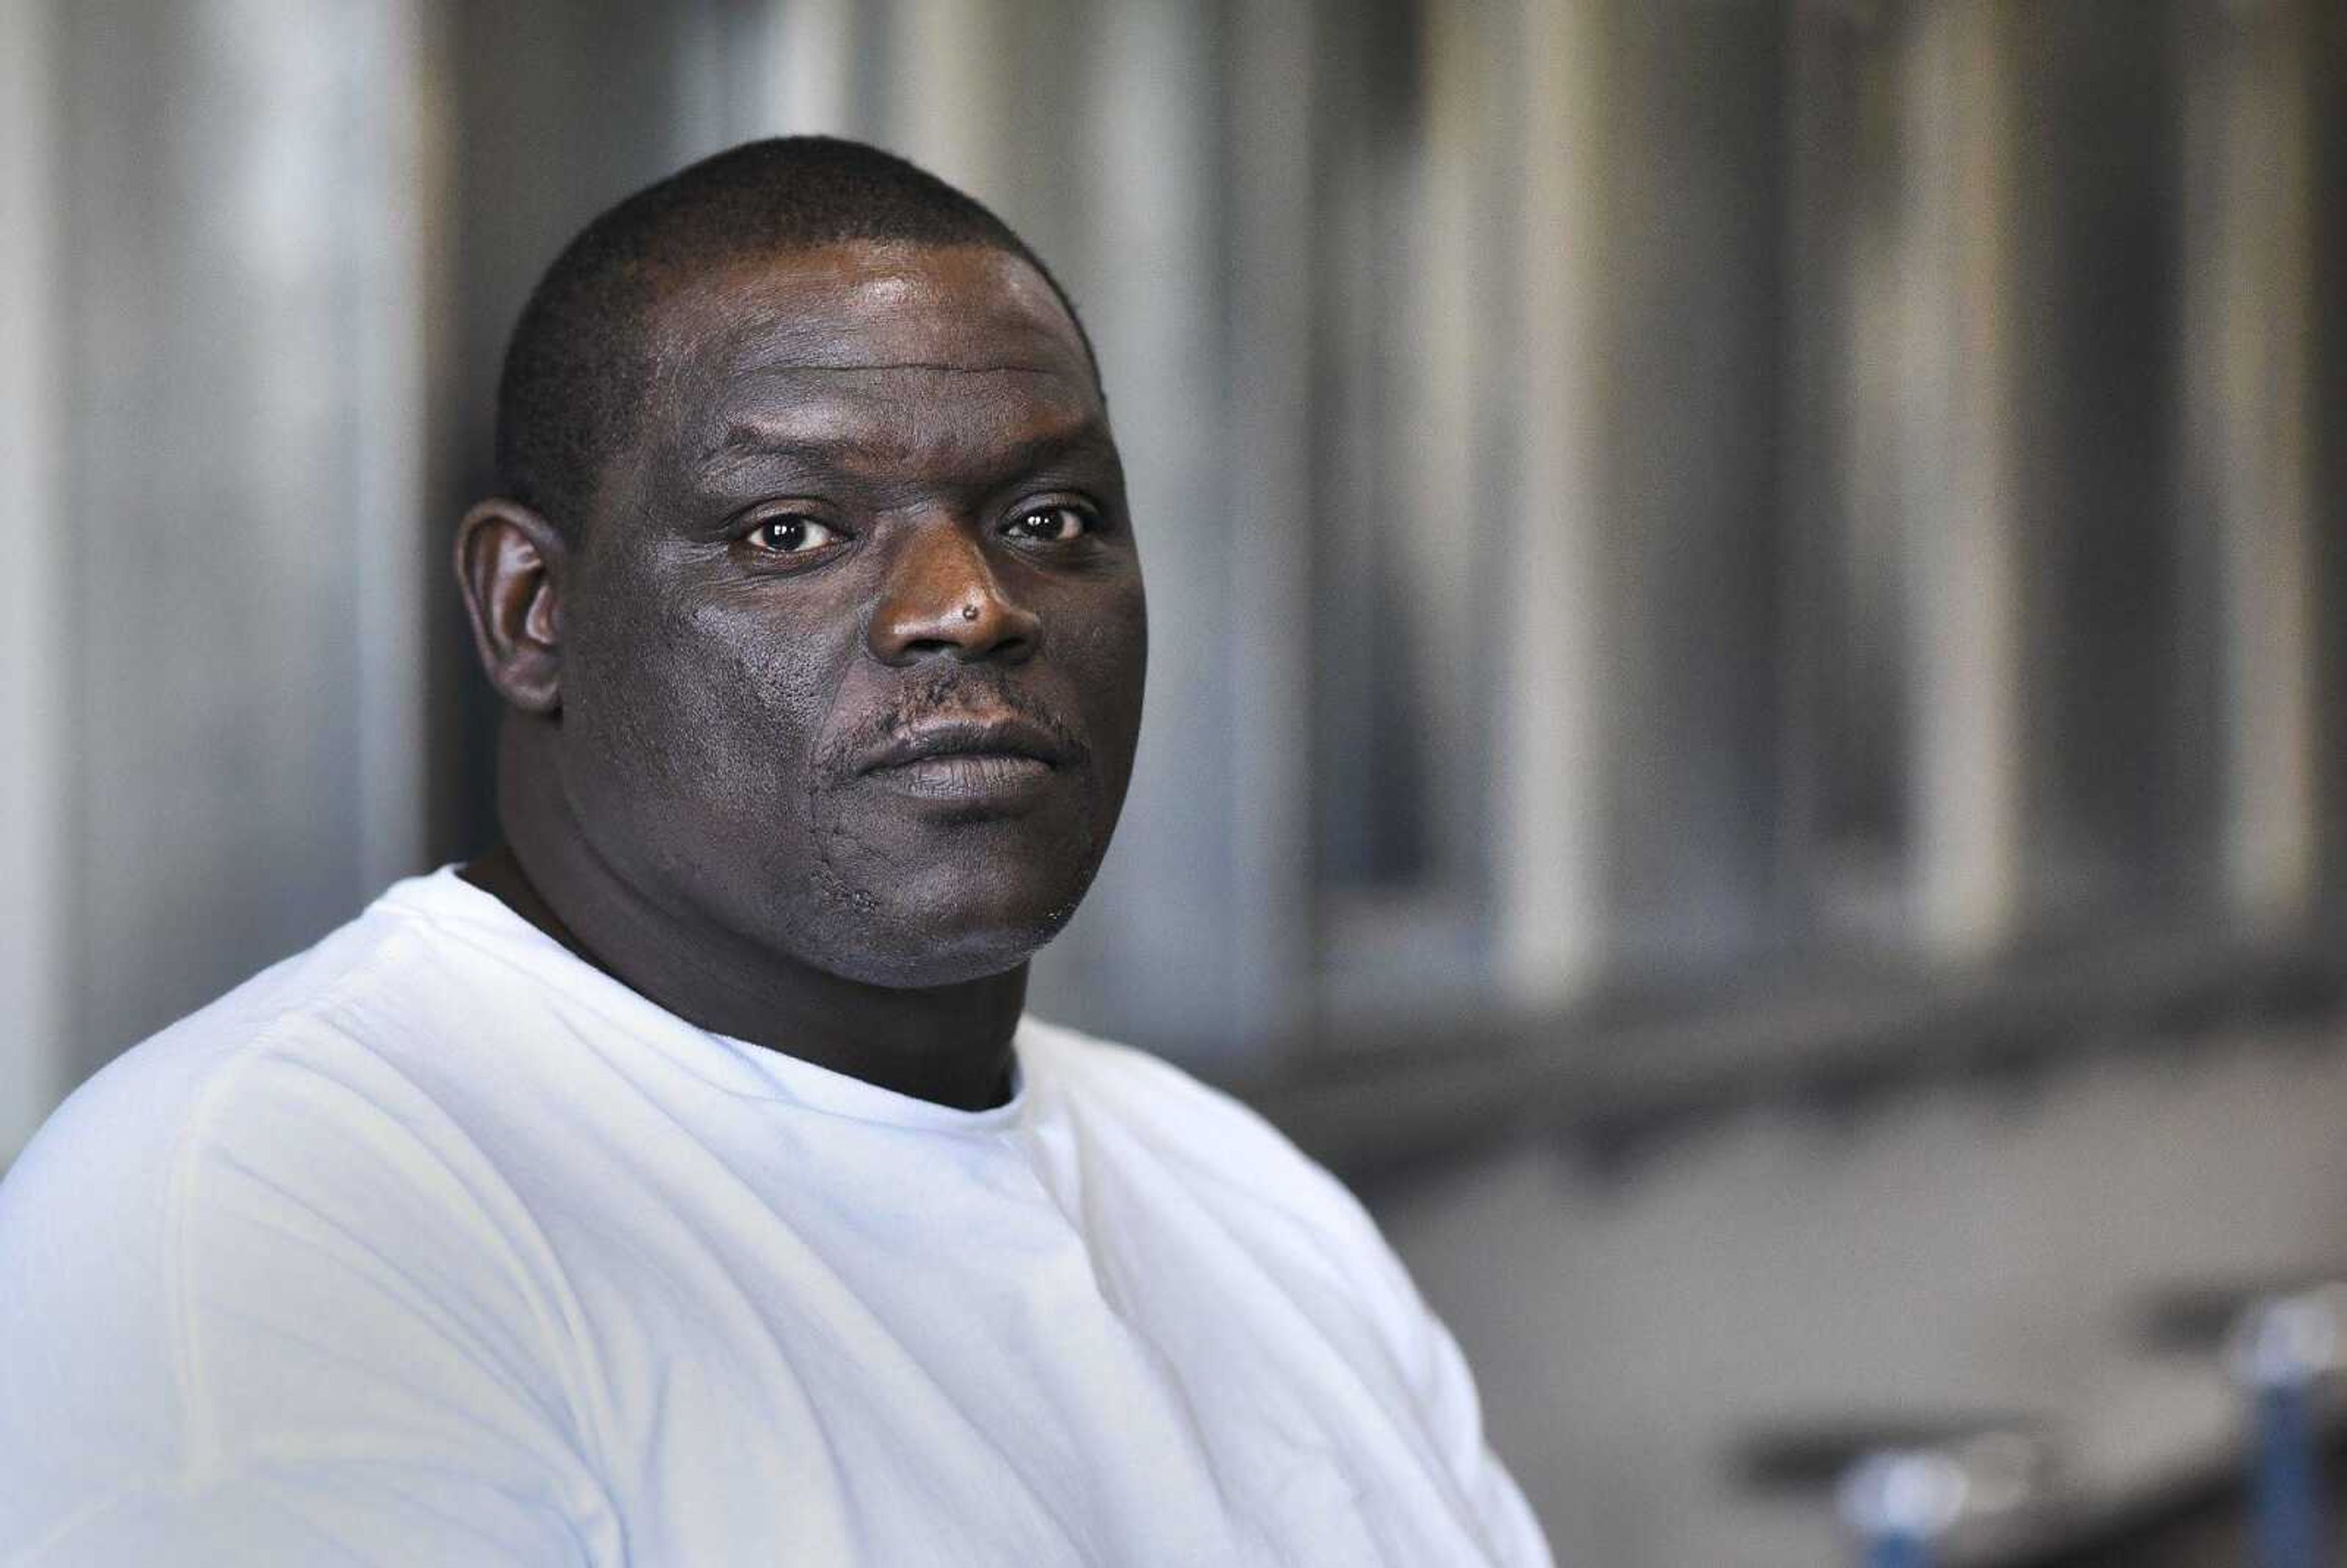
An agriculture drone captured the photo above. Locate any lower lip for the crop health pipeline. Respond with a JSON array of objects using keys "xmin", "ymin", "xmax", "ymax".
[{"xmin": 864, "ymin": 753, "xmax": 1057, "ymax": 804}]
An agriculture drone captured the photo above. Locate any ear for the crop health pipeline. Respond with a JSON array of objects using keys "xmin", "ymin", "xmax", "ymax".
[{"xmin": 454, "ymin": 499, "xmax": 568, "ymax": 715}]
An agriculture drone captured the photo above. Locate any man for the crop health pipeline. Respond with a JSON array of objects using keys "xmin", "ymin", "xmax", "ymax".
[{"xmin": 0, "ymin": 137, "xmax": 1549, "ymax": 1566}]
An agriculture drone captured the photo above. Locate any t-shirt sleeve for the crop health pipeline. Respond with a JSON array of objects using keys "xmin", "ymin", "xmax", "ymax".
[{"xmin": 0, "ymin": 1030, "xmax": 615, "ymax": 1567}]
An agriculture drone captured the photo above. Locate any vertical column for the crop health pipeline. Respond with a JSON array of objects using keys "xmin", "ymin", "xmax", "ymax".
[
  {"xmin": 1600, "ymin": 1, "xmax": 1790, "ymax": 967},
  {"xmin": 886, "ymin": 0, "xmax": 1012, "ymax": 200},
  {"xmin": 1221, "ymin": 0, "xmax": 1318, "ymax": 1046},
  {"xmin": 1023, "ymin": 0, "xmax": 1240, "ymax": 1060},
  {"xmin": 1406, "ymin": 0, "xmax": 1500, "ymax": 890},
  {"xmin": 1312, "ymin": 0, "xmax": 1524, "ymax": 1024},
  {"xmin": 62, "ymin": 0, "xmax": 444, "ymax": 1077},
  {"xmin": 1783, "ymin": 2, "xmax": 1932, "ymax": 940},
  {"xmin": 766, "ymin": 0, "xmax": 862, "ymax": 136},
  {"xmin": 0, "ymin": 0, "xmax": 67, "ymax": 1156},
  {"xmin": 349, "ymin": 0, "xmax": 439, "ymax": 900},
  {"xmin": 1500, "ymin": 0, "xmax": 1612, "ymax": 1009},
  {"xmin": 2181, "ymin": 0, "xmax": 2319, "ymax": 933},
  {"xmin": 1897, "ymin": 1, "xmax": 2025, "ymax": 960}
]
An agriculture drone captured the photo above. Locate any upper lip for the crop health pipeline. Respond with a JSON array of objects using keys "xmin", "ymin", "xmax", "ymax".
[{"xmin": 858, "ymin": 714, "xmax": 1075, "ymax": 773}]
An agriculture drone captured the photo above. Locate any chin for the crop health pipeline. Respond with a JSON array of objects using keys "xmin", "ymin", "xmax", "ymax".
[
  {"xmin": 793, "ymin": 863, "xmax": 1093, "ymax": 990},
  {"xmin": 815, "ymin": 910, "xmax": 1078, "ymax": 989}
]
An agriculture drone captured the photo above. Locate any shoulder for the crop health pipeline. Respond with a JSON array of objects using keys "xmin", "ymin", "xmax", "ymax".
[
  {"xmin": 0, "ymin": 882, "xmax": 590, "ymax": 1551},
  {"xmin": 0, "ymin": 877, "xmax": 515, "ymax": 1360},
  {"xmin": 5, "ymin": 866, "xmax": 559, "ymax": 1209},
  {"xmin": 0, "ymin": 873, "xmax": 563, "ymax": 1311},
  {"xmin": 4, "ymin": 890, "xmax": 439, "ymax": 1215},
  {"xmin": 1016, "ymin": 1016, "xmax": 1397, "ymax": 1274},
  {"xmin": 1016, "ymin": 1020, "xmax": 1555, "ymax": 1566},
  {"xmin": 1020, "ymin": 1018, "xmax": 1324, "ymax": 1171}
]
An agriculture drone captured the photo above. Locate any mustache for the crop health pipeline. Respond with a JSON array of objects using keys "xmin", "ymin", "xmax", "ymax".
[{"xmin": 817, "ymin": 669, "xmax": 1093, "ymax": 778}]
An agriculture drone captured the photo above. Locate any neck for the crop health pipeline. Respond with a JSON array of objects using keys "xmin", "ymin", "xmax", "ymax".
[{"xmin": 463, "ymin": 728, "xmax": 1026, "ymax": 1113}]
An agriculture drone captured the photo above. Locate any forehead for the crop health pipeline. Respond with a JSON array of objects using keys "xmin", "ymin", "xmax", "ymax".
[{"xmin": 647, "ymin": 242, "xmax": 1103, "ymax": 459}]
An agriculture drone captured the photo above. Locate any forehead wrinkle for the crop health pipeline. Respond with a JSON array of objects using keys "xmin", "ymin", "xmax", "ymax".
[
  {"xmin": 741, "ymin": 359, "xmax": 1061, "ymax": 377},
  {"xmin": 699, "ymin": 405, "xmax": 1116, "ymax": 485},
  {"xmin": 705, "ymin": 288, "xmax": 1083, "ymax": 378}
]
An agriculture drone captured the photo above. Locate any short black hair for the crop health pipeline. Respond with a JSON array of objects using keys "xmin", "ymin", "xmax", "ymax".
[{"xmin": 494, "ymin": 135, "xmax": 1099, "ymax": 538}]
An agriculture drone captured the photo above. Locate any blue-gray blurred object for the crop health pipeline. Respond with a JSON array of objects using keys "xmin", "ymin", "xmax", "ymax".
[
  {"xmin": 2228, "ymin": 1290, "xmax": 2340, "ymax": 1568},
  {"xmin": 1742, "ymin": 1415, "xmax": 2059, "ymax": 1567}
]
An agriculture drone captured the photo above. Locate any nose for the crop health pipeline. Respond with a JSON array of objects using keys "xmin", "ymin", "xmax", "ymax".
[{"xmin": 866, "ymin": 518, "xmax": 1041, "ymax": 667}]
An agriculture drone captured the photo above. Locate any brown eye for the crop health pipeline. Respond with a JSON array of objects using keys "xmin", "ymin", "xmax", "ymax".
[
  {"xmin": 747, "ymin": 515, "xmax": 840, "ymax": 554},
  {"xmin": 1004, "ymin": 505, "xmax": 1093, "ymax": 543}
]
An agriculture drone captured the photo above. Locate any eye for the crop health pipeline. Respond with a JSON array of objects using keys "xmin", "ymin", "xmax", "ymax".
[
  {"xmin": 1002, "ymin": 505, "xmax": 1095, "ymax": 544},
  {"xmin": 746, "ymin": 515, "xmax": 842, "ymax": 554}
]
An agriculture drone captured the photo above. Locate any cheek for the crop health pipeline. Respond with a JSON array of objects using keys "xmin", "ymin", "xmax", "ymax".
[
  {"xmin": 568, "ymin": 588, "xmax": 845, "ymax": 833},
  {"xmin": 1061, "ymin": 584, "xmax": 1148, "ymax": 766}
]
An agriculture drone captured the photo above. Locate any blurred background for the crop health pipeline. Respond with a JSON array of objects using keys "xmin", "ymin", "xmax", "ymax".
[{"xmin": 2, "ymin": 0, "xmax": 2342, "ymax": 1561}]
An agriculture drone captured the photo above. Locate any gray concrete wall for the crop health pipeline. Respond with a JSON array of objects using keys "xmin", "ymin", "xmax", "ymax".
[{"xmin": 1377, "ymin": 1025, "xmax": 2347, "ymax": 1564}]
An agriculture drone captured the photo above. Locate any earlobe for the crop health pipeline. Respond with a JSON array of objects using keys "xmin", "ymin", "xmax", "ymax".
[{"xmin": 454, "ymin": 500, "xmax": 567, "ymax": 715}]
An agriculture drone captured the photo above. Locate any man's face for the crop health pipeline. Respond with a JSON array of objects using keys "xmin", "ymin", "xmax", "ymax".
[{"xmin": 554, "ymin": 240, "xmax": 1145, "ymax": 987}]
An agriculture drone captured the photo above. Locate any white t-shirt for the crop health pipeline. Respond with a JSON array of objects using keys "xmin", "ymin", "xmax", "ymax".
[{"xmin": 0, "ymin": 868, "xmax": 1551, "ymax": 1567}]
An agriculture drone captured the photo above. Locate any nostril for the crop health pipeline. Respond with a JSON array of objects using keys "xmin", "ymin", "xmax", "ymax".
[{"xmin": 867, "ymin": 580, "xmax": 1041, "ymax": 665}]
